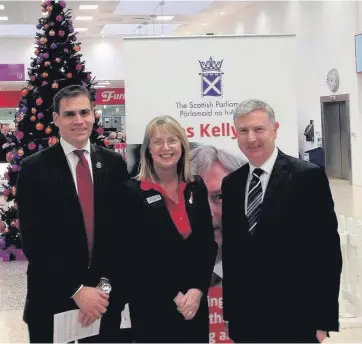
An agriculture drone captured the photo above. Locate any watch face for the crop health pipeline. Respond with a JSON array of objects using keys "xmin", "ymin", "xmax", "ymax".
[{"xmin": 101, "ymin": 284, "xmax": 112, "ymax": 294}]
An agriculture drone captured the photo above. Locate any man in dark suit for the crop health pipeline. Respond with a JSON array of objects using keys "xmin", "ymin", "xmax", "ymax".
[
  {"xmin": 0, "ymin": 124, "xmax": 13, "ymax": 162},
  {"xmin": 221, "ymin": 99, "xmax": 342, "ymax": 343},
  {"xmin": 16, "ymin": 85, "xmax": 129, "ymax": 343}
]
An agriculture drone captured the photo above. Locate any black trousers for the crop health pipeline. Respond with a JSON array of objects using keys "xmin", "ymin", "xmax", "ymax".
[{"xmin": 229, "ymin": 327, "xmax": 319, "ymax": 343}]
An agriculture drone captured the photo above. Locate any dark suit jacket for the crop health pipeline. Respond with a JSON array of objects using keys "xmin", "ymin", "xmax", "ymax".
[
  {"xmin": 123, "ymin": 176, "xmax": 217, "ymax": 341},
  {"xmin": 0, "ymin": 133, "xmax": 12, "ymax": 162},
  {"xmin": 16, "ymin": 143, "xmax": 129, "ymax": 323},
  {"xmin": 221, "ymin": 149, "xmax": 342, "ymax": 336}
]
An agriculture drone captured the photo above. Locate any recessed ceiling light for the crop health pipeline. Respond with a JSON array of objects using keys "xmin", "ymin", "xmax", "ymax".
[
  {"xmin": 0, "ymin": 5, "xmax": 5, "ymax": 10},
  {"xmin": 201, "ymin": 23, "xmax": 208, "ymax": 26},
  {"xmin": 156, "ymin": 15, "xmax": 174, "ymax": 21},
  {"xmin": 0, "ymin": 17, "xmax": 8, "ymax": 21},
  {"xmin": 75, "ymin": 28, "xmax": 88, "ymax": 32},
  {"xmin": 79, "ymin": 5, "xmax": 99, "ymax": 10},
  {"xmin": 75, "ymin": 16, "xmax": 93, "ymax": 21},
  {"xmin": 218, "ymin": 12, "xmax": 225, "ymax": 15}
]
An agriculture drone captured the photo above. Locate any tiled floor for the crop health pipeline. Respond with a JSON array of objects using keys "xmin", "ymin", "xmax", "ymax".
[{"xmin": 1, "ymin": 179, "xmax": 362, "ymax": 343}]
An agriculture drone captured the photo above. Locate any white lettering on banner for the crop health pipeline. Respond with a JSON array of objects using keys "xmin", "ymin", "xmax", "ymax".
[{"xmin": 101, "ymin": 91, "xmax": 125, "ymax": 102}]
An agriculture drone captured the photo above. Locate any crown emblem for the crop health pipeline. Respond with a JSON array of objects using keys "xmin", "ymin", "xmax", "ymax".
[{"xmin": 198, "ymin": 57, "xmax": 223, "ymax": 73}]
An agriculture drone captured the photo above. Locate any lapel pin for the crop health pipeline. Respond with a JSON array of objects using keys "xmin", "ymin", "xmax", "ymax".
[
  {"xmin": 96, "ymin": 162, "xmax": 102, "ymax": 169},
  {"xmin": 189, "ymin": 192, "xmax": 193, "ymax": 204}
]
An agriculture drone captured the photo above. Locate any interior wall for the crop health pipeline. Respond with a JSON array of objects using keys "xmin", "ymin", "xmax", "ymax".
[
  {"xmin": 0, "ymin": 37, "xmax": 124, "ymax": 81},
  {"xmin": 210, "ymin": 1, "xmax": 362, "ymax": 185}
]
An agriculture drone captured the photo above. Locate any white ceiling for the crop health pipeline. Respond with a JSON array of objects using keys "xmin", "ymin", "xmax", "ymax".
[
  {"xmin": 0, "ymin": 1, "xmax": 253, "ymax": 37},
  {"xmin": 0, "ymin": 1, "xmax": 254, "ymax": 90}
]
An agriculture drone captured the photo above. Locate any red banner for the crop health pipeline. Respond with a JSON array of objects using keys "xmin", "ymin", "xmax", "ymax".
[
  {"xmin": 95, "ymin": 88, "xmax": 125, "ymax": 105},
  {"xmin": 0, "ymin": 91, "xmax": 22, "ymax": 108},
  {"xmin": 208, "ymin": 286, "xmax": 232, "ymax": 343}
]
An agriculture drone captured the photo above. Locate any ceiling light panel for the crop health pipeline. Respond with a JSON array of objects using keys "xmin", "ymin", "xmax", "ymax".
[
  {"xmin": 0, "ymin": 25, "xmax": 36, "ymax": 36},
  {"xmin": 114, "ymin": 1, "xmax": 214, "ymax": 16},
  {"xmin": 75, "ymin": 16, "xmax": 93, "ymax": 21},
  {"xmin": 156, "ymin": 16, "xmax": 174, "ymax": 20},
  {"xmin": 101, "ymin": 23, "xmax": 181, "ymax": 36},
  {"xmin": 79, "ymin": 5, "xmax": 99, "ymax": 10}
]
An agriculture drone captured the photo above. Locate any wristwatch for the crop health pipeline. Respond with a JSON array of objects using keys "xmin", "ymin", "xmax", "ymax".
[{"xmin": 96, "ymin": 277, "xmax": 112, "ymax": 294}]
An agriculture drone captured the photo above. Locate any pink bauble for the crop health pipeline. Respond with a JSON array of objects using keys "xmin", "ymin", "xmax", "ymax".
[
  {"xmin": 37, "ymin": 112, "xmax": 44, "ymax": 120},
  {"xmin": 12, "ymin": 164, "xmax": 19, "ymax": 172},
  {"xmin": 97, "ymin": 127, "xmax": 104, "ymax": 135},
  {"xmin": 48, "ymin": 136, "xmax": 59, "ymax": 146},
  {"xmin": 30, "ymin": 75, "xmax": 36, "ymax": 81},
  {"xmin": 2, "ymin": 189, "xmax": 10, "ymax": 197},
  {"xmin": 58, "ymin": 30, "xmax": 65, "ymax": 37},
  {"xmin": 28, "ymin": 142, "xmax": 36, "ymax": 151},
  {"xmin": 76, "ymin": 64, "xmax": 82, "ymax": 71},
  {"xmin": 56, "ymin": 15, "xmax": 63, "ymax": 22},
  {"xmin": 6, "ymin": 152, "xmax": 13, "ymax": 163},
  {"xmin": 16, "ymin": 130, "xmax": 24, "ymax": 140}
]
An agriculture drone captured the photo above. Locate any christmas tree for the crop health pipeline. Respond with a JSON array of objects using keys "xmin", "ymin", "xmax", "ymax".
[{"xmin": 0, "ymin": 0, "xmax": 105, "ymax": 253}]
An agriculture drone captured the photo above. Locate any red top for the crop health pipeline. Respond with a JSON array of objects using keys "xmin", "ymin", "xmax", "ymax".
[{"xmin": 140, "ymin": 180, "xmax": 192, "ymax": 239}]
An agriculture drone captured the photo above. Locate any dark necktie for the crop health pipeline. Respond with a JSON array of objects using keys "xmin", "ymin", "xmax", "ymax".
[
  {"xmin": 247, "ymin": 168, "xmax": 264, "ymax": 234},
  {"xmin": 73, "ymin": 150, "xmax": 94, "ymax": 260}
]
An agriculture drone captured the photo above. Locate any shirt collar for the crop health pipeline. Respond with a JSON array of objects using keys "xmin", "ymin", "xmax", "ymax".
[
  {"xmin": 249, "ymin": 146, "xmax": 278, "ymax": 177},
  {"xmin": 140, "ymin": 179, "xmax": 187, "ymax": 195},
  {"xmin": 60, "ymin": 137, "xmax": 91, "ymax": 157}
]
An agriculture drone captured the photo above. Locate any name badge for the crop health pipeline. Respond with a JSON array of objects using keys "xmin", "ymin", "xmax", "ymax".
[{"xmin": 146, "ymin": 195, "xmax": 162, "ymax": 204}]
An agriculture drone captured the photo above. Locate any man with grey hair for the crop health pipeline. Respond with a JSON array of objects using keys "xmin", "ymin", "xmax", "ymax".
[
  {"xmin": 190, "ymin": 144, "xmax": 245, "ymax": 286},
  {"xmin": 221, "ymin": 99, "xmax": 342, "ymax": 343}
]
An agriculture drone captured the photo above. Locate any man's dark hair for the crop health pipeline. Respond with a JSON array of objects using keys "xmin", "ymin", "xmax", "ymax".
[{"xmin": 53, "ymin": 85, "xmax": 92, "ymax": 113}]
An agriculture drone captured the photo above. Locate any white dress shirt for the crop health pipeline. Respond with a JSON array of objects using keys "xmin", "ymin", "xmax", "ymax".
[
  {"xmin": 60, "ymin": 137, "xmax": 93, "ymax": 194},
  {"xmin": 244, "ymin": 146, "xmax": 278, "ymax": 214},
  {"xmin": 213, "ymin": 260, "xmax": 223, "ymax": 279}
]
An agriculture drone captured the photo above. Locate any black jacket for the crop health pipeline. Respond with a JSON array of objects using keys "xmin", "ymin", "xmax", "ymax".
[
  {"xmin": 17, "ymin": 143, "xmax": 129, "ymax": 322},
  {"xmin": 221, "ymin": 150, "xmax": 342, "ymax": 338}
]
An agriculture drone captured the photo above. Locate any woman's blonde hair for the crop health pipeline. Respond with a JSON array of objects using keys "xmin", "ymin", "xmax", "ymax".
[{"xmin": 136, "ymin": 115, "xmax": 194, "ymax": 183}]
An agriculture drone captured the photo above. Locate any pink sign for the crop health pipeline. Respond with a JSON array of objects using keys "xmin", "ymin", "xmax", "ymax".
[{"xmin": 0, "ymin": 64, "xmax": 25, "ymax": 81}]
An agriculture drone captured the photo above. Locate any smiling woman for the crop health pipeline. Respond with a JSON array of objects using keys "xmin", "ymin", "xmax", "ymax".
[
  {"xmin": 136, "ymin": 115, "xmax": 193, "ymax": 184},
  {"xmin": 122, "ymin": 115, "xmax": 217, "ymax": 343}
]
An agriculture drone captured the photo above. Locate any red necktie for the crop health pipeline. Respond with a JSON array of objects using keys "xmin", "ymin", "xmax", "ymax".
[{"xmin": 73, "ymin": 150, "xmax": 94, "ymax": 260}]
